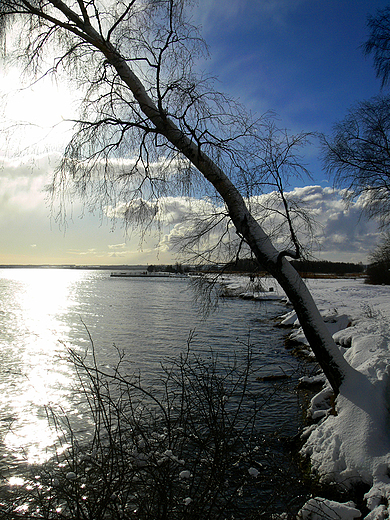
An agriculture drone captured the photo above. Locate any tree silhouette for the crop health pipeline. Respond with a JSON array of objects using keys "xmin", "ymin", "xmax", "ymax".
[{"xmin": 0, "ymin": 0, "xmax": 356, "ymax": 393}]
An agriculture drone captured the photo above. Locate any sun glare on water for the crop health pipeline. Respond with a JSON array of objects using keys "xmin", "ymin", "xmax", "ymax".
[{"xmin": 0, "ymin": 269, "xmax": 87, "ymax": 466}]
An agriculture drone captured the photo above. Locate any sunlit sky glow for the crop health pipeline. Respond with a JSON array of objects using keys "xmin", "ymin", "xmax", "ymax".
[{"xmin": 0, "ymin": 0, "xmax": 388, "ymax": 265}]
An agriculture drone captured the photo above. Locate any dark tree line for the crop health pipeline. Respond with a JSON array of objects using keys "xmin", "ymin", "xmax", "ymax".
[
  {"xmin": 366, "ymin": 233, "xmax": 390, "ymax": 284},
  {"xmin": 290, "ymin": 260, "xmax": 365, "ymax": 276},
  {"xmin": 223, "ymin": 258, "xmax": 364, "ymax": 276}
]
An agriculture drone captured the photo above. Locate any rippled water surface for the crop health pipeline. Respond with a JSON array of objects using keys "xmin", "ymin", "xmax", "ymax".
[{"xmin": 0, "ymin": 268, "xmax": 305, "ymax": 475}]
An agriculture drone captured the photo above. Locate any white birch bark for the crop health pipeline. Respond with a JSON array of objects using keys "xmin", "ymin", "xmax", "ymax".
[{"xmin": 1, "ymin": 0, "xmax": 357, "ymax": 393}]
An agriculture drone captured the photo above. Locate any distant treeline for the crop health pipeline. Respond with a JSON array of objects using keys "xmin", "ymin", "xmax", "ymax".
[
  {"xmin": 223, "ymin": 258, "xmax": 365, "ymax": 275},
  {"xmin": 147, "ymin": 259, "xmax": 365, "ymax": 276},
  {"xmin": 290, "ymin": 259, "xmax": 365, "ymax": 275},
  {"xmin": 147, "ymin": 263, "xmax": 188, "ymax": 273}
]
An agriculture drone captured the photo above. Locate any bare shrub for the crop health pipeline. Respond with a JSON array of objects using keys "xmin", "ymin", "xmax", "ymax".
[{"xmin": 0, "ymin": 335, "xmax": 308, "ymax": 519}]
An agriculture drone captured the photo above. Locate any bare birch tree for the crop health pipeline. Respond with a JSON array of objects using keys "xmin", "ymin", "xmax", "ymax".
[
  {"xmin": 322, "ymin": 95, "xmax": 390, "ymax": 228},
  {"xmin": 0, "ymin": 0, "xmax": 356, "ymax": 393}
]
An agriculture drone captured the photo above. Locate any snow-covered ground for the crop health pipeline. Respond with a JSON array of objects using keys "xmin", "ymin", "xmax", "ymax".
[{"xmin": 221, "ymin": 276, "xmax": 390, "ymax": 520}]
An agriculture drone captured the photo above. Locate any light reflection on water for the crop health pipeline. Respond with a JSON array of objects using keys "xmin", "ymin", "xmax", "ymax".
[
  {"xmin": 0, "ymin": 268, "xmax": 299, "ymax": 476},
  {"xmin": 0, "ymin": 269, "xmax": 88, "ymax": 465}
]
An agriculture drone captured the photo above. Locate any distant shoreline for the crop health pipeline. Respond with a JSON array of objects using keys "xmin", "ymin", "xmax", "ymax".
[{"xmin": 0, "ymin": 264, "xmax": 148, "ymax": 270}]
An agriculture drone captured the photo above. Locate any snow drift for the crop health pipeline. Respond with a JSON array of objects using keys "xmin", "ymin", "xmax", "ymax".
[{"xmin": 223, "ymin": 276, "xmax": 390, "ymax": 519}]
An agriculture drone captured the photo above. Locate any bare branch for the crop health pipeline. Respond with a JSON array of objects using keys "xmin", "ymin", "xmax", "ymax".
[
  {"xmin": 322, "ymin": 95, "xmax": 390, "ymax": 227},
  {"xmin": 0, "ymin": 0, "xmax": 352, "ymax": 392}
]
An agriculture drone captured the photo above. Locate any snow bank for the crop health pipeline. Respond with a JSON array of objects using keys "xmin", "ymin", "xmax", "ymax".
[
  {"xmin": 297, "ymin": 497, "xmax": 361, "ymax": 519},
  {"xmin": 285, "ymin": 280, "xmax": 390, "ymax": 519},
  {"xmin": 221, "ymin": 276, "xmax": 390, "ymax": 519},
  {"xmin": 219, "ymin": 275, "xmax": 283, "ymax": 300},
  {"xmin": 299, "ymin": 316, "xmax": 390, "ymax": 519}
]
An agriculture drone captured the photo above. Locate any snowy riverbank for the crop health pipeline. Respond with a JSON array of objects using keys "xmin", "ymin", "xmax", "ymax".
[{"xmin": 220, "ymin": 275, "xmax": 390, "ymax": 520}]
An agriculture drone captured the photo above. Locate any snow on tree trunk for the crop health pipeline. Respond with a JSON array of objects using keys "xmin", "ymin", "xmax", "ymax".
[
  {"xmin": 1, "ymin": 7, "xmax": 355, "ymax": 394},
  {"xmin": 74, "ymin": 34, "xmax": 355, "ymax": 393}
]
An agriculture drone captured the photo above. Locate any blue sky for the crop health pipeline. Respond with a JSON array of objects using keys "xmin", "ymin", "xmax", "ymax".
[
  {"xmin": 193, "ymin": 0, "xmax": 389, "ymax": 185},
  {"xmin": 0, "ymin": 0, "xmax": 388, "ymax": 265}
]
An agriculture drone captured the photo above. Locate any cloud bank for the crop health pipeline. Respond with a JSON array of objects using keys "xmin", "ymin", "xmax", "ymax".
[
  {"xmin": 156, "ymin": 186, "xmax": 380, "ymax": 264},
  {"xmin": 286, "ymin": 186, "xmax": 379, "ymax": 263},
  {"xmin": 0, "ymin": 154, "xmax": 381, "ymax": 265}
]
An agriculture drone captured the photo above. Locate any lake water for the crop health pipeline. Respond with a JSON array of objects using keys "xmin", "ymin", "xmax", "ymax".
[{"xmin": 0, "ymin": 268, "xmax": 309, "ymax": 503}]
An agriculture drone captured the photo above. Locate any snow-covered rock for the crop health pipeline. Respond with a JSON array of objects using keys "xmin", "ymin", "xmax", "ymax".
[
  {"xmin": 300, "ymin": 313, "xmax": 390, "ymax": 519},
  {"xmin": 214, "ymin": 275, "xmax": 390, "ymax": 519},
  {"xmin": 296, "ymin": 497, "xmax": 361, "ymax": 519}
]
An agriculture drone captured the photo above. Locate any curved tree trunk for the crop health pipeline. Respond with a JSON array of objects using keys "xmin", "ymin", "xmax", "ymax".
[
  {"xmin": 94, "ymin": 42, "xmax": 355, "ymax": 393},
  {"xmin": 1, "ymin": 3, "xmax": 355, "ymax": 394}
]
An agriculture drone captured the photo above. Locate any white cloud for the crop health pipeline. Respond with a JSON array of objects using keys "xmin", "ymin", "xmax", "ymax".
[
  {"xmin": 156, "ymin": 186, "xmax": 380, "ymax": 264},
  {"xmin": 108, "ymin": 243, "xmax": 127, "ymax": 250},
  {"xmin": 192, "ymin": 0, "xmax": 308, "ymax": 33},
  {"xmin": 0, "ymin": 149, "xmax": 381, "ymax": 265},
  {"xmin": 0, "ymin": 154, "xmax": 60, "ymax": 213},
  {"xmin": 281, "ymin": 186, "xmax": 380, "ymax": 263},
  {"xmin": 0, "ymin": 61, "xmax": 78, "ymax": 155}
]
